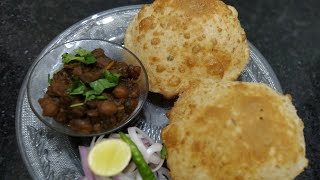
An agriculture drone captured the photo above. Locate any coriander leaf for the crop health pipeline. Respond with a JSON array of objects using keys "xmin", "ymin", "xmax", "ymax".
[
  {"xmin": 104, "ymin": 70, "xmax": 121, "ymax": 84},
  {"xmin": 48, "ymin": 74, "xmax": 52, "ymax": 85},
  {"xmin": 74, "ymin": 47, "xmax": 91, "ymax": 57},
  {"xmin": 89, "ymin": 79, "xmax": 117, "ymax": 94},
  {"xmin": 74, "ymin": 48, "xmax": 96, "ymax": 64},
  {"xmin": 86, "ymin": 95, "xmax": 96, "ymax": 101},
  {"xmin": 65, "ymin": 67, "xmax": 120, "ymax": 102},
  {"xmin": 95, "ymin": 95, "xmax": 108, "ymax": 100},
  {"xmin": 69, "ymin": 79, "xmax": 86, "ymax": 95},
  {"xmin": 83, "ymin": 53, "xmax": 96, "ymax": 64},
  {"xmin": 160, "ymin": 146, "xmax": 168, "ymax": 159},
  {"xmin": 84, "ymin": 90, "xmax": 97, "ymax": 102},
  {"xmin": 62, "ymin": 53, "xmax": 86, "ymax": 64},
  {"xmin": 62, "ymin": 48, "xmax": 96, "ymax": 64},
  {"xmin": 84, "ymin": 78, "xmax": 116, "ymax": 102},
  {"xmin": 70, "ymin": 86, "xmax": 86, "ymax": 95}
]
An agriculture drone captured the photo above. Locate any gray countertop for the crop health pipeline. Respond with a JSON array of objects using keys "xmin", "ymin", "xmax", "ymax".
[{"xmin": 0, "ymin": 0, "xmax": 319, "ymax": 179}]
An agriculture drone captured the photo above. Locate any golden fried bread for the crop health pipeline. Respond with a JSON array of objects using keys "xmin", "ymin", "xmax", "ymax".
[
  {"xmin": 125, "ymin": 0, "xmax": 249, "ymax": 98},
  {"xmin": 162, "ymin": 82, "xmax": 308, "ymax": 180}
]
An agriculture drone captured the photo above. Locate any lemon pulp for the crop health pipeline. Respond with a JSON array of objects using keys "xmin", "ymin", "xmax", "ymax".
[{"xmin": 88, "ymin": 139, "xmax": 131, "ymax": 177}]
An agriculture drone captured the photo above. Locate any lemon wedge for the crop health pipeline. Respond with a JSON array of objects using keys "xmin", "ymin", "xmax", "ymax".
[{"xmin": 88, "ymin": 139, "xmax": 131, "ymax": 177}]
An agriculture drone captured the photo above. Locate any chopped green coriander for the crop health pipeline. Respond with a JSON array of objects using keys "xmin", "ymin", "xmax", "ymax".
[
  {"xmin": 69, "ymin": 79, "xmax": 86, "ymax": 95},
  {"xmin": 47, "ymin": 74, "xmax": 52, "ymax": 85},
  {"xmin": 160, "ymin": 146, "xmax": 168, "ymax": 159},
  {"xmin": 62, "ymin": 47, "xmax": 96, "ymax": 64},
  {"xmin": 104, "ymin": 70, "xmax": 121, "ymax": 84}
]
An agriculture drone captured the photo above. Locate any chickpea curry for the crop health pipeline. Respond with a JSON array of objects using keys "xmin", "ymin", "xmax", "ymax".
[{"xmin": 38, "ymin": 48, "xmax": 141, "ymax": 134}]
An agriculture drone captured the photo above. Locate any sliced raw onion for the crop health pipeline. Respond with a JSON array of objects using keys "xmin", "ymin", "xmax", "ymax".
[
  {"xmin": 90, "ymin": 136, "xmax": 97, "ymax": 149},
  {"xmin": 130, "ymin": 127, "xmax": 154, "ymax": 144},
  {"xmin": 157, "ymin": 167, "xmax": 171, "ymax": 180},
  {"xmin": 113, "ymin": 173, "xmax": 135, "ymax": 180},
  {"xmin": 151, "ymin": 159, "xmax": 165, "ymax": 172},
  {"xmin": 128, "ymin": 127, "xmax": 149, "ymax": 160},
  {"xmin": 146, "ymin": 143, "xmax": 162, "ymax": 164},
  {"xmin": 96, "ymin": 135, "xmax": 105, "ymax": 144},
  {"xmin": 135, "ymin": 172, "xmax": 142, "ymax": 180},
  {"xmin": 83, "ymin": 127, "xmax": 171, "ymax": 180},
  {"xmin": 109, "ymin": 133, "xmax": 121, "ymax": 139},
  {"xmin": 123, "ymin": 161, "xmax": 136, "ymax": 173},
  {"xmin": 141, "ymin": 138, "xmax": 151, "ymax": 147},
  {"xmin": 127, "ymin": 127, "xmax": 165, "ymax": 170},
  {"xmin": 79, "ymin": 146, "xmax": 95, "ymax": 180}
]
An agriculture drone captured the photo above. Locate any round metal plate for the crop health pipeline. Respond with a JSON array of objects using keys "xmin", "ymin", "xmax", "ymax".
[{"xmin": 16, "ymin": 5, "xmax": 282, "ymax": 180}]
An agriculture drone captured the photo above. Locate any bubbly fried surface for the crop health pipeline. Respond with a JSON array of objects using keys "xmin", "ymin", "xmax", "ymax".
[
  {"xmin": 162, "ymin": 82, "xmax": 308, "ymax": 180},
  {"xmin": 125, "ymin": 0, "xmax": 249, "ymax": 98}
]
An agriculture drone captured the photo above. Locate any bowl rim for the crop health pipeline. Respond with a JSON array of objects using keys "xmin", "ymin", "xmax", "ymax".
[{"xmin": 27, "ymin": 39, "xmax": 149, "ymax": 137}]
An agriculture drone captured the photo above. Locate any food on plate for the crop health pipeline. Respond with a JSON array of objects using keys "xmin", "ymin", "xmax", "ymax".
[
  {"xmin": 88, "ymin": 139, "xmax": 131, "ymax": 176},
  {"xmin": 79, "ymin": 127, "xmax": 171, "ymax": 180},
  {"xmin": 125, "ymin": 0, "xmax": 249, "ymax": 98},
  {"xmin": 162, "ymin": 82, "xmax": 308, "ymax": 179},
  {"xmin": 38, "ymin": 48, "xmax": 141, "ymax": 134},
  {"xmin": 120, "ymin": 132, "xmax": 156, "ymax": 180}
]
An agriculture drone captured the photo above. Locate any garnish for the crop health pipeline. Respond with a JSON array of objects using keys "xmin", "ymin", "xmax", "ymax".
[
  {"xmin": 89, "ymin": 78, "xmax": 117, "ymax": 94},
  {"xmin": 84, "ymin": 70, "xmax": 120, "ymax": 101},
  {"xmin": 87, "ymin": 139, "xmax": 132, "ymax": 177},
  {"xmin": 62, "ymin": 47, "xmax": 96, "ymax": 64},
  {"xmin": 47, "ymin": 74, "xmax": 52, "ymax": 85},
  {"xmin": 119, "ymin": 132, "xmax": 156, "ymax": 180},
  {"xmin": 69, "ymin": 79, "xmax": 86, "ymax": 95},
  {"xmin": 68, "ymin": 70, "xmax": 120, "ymax": 102},
  {"xmin": 74, "ymin": 47, "xmax": 92, "ymax": 57},
  {"xmin": 160, "ymin": 146, "xmax": 168, "ymax": 159},
  {"xmin": 95, "ymin": 95, "xmax": 108, "ymax": 100},
  {"xmin": 79, "ymin": 127, "xmax": 170, "ymax": 179},
  {"xmin": 104, "ymin": 70, "xmax": 121, "ymax": 84}
]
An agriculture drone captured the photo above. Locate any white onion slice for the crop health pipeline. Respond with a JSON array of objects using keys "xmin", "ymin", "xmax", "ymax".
[
  {"xmin": 157, "ymin": 167, "xmax": 171, "ymax": 180},
  {"xmin": 90, "ymin": 136, "xmax": 97, "ymax": 150},
  {"xmin": 151, "ymin": 159, "xmax": 165, "ymax": 172},
  {"xmin": 135, "ymin": 172, "xmax": 142, "ymax": 180},
  {"xmin": 109, "ymin": 133, "xmax": 121, "ymax": 139},
  {"xmin": 128, "ymin": 127, "xmax": 149, "ymax": 160},
  {"xmin": 123, "ymin": 171, "xmax": 136, "ymax": 179},
  {"xmin": 141, "ymin": 138, "xmax": 151, "ymax": 147},
  {"xmin": 146, "ymin": 143, "xmax": 162, "ymax": 155},
  {"xmin": 131, "ymin": 127, "xmax": 155, "ymax": 144},
  {"xmin": 146, "ymin": 143, "xmax": 162, "ymax": 164},
  {"xmin": 123, "ymin": 161, "xmax": 136, "ymax": 173},
  {"xmin": 113, "ymin": 173, "xmax": 135, "ymax": 180},
  {"xmin": 96, "ymin": 135, "xmax": 105, "ymax": 144}
]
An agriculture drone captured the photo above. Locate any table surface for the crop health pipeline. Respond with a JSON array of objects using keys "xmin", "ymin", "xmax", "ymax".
[{"xmin": 1, "ymin": 0, "xmax": 319, "ymax": 179}]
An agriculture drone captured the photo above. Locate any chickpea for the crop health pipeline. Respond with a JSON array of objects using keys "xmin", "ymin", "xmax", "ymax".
[
  {"xmin": 93, "ymin": 123, "xmax": 103, "ymax": 132},
  {"xmin": 98, "ymin": 101, "xmax": 118, "ymax": 116},
  {"xmin": 113, "ymin": 85, "xmax": 129, "ymax": 98},
  {"xmin": 70, "ymin": 106, "xmax": 85, "ymax": 118},
  {"xmin": 39, "ymin": 97, "xmax": 59, "ymax": 117},
  {"xmin": 128, "ymin": 65, "xmax": 141, "ymax": 79},
  {"xmin": 129, "ymin": 85, "xmax": 140, "ymax": 98},
  {"xmin": 69, "ymin": 119, "xmax": 93, "ymax": 134},
  {"xmin": 86, "ymin": 109, "xmax": 99, "ymax": 117},
  {"xmin": 125, "ymin": 98, "xmax": 139, "ymax": 112}
]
